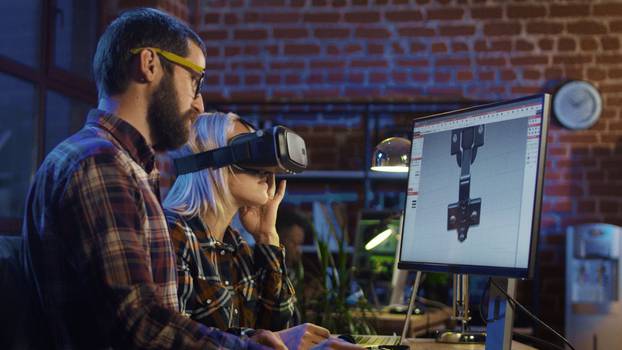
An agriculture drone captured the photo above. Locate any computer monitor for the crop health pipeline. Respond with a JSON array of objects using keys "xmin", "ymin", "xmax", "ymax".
[{"xmin": 398, "ymin": 94, "xmax": 551, "ymax": 279}]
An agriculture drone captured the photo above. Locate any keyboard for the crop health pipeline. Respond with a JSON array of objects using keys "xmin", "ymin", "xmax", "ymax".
[{"xmin": 351, "ymin": 335, "xmax": 402, "ymax": 348}]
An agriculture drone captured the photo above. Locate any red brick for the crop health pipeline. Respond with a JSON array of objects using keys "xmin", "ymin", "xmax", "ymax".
[
  {"xmin": 545, "ymin": 184, "xmax": 584, "ymax": 197},
  {"xmin": 427, "ymin": 8, "xmax": 464, "ymax": 20},
  {"xmin": 303, "ymin": 13, "xmax": 340, "ymax": 22},
  {"xmin": 368, "ymin": 44, "xmax": 385, "ymax": 55},
  {"xmin": 456, "ymin": 71, "xmax": 473, "ymax": 81},
  {"xmin": 471, "ymin": 6, "xmax": 502, "ymax": 19},
  {"xmin": 385, "ymin": 10, "xmax": 423, "ymax": 22},
  {"xmin": 590, "ymin": 184, "xmax": 622, "ymax": 197},
  {"xmin": 410, "ymin": 42, "xmax": 426, "ymax": 52},
  {"xmin": 223, "ymin": 14, "xmax": 237, "ymax": 25},
  {"xmin": 526, "ymin": 22, "xmax": 563, "ymax": 35},
  {"xmin": 544, "ymin": 68, "xmax": 563, "ymax": 80},
  {"xmin": 484, "ymin": 22, "xmax": 522, "ymax": 36},
  {"xmin": 261, "ymin": 12, "xmax": 301, "ymax": 23},
  {"xmin": 511, "ymin": 86, "xmax": 541, "ymax": 95},
  {"xmin": 270, "ymin": 61, "xmax": 305, "ymax": 69},
  {"xmin": 398, "ymin": 27, "xmax": 436, "ymax": 37},
  {"xmin": 557, "ymin": 38, "xmax": 576, "ymax": 51},
  {"xmin": 567, "ymin": 21, "xmax": 607, "ymax": 35},
  {"xmin": 602, "ymin": 37, "xmax": 620, "ymax": 51},
  {"xmin": 284, "ymin": 44, "xmax": 320, "ymax": 55},
  {"xmin": 351, "ymin": 59, "xmax": 388, "ymax": 68},
  {"xmin": 224, "ymin": 46, "xmax": 241, "ymax": 56},
  {"xmin": 250, "ymin": 0, "xmax": 285, "ymax": 5},
  {"xmin": 344, "ymin": 12, "xmax": 380, "ymax": 23},
  {"xmin": 452, "ymin": 42, "xmax": 469, "ymax": 52},
  {"xmin": 274, "ymin": 28, "xmax": 308, "ymax": 39},
  {"xmin": 243, "ymin": 12, "xmax": 260, "ymax": 22},
  {"xmin": 539, "ymin": 38, "xmax": 554, "ymax": 51},
  {"xmin": 204, "ymin": 13, "xmax": 219, "ymax": 24},
  {"xmin": 345, "ymin": 44, "xmax": 363, "ymax": 54},
  {"xmin": 412, "ymin": 72, "xmax": 429, "ymax": 81},
  {"xmin": 550, "ymin": 4, "xmax": 590, "ymax": 17},
  {"xmin": 354, "ymin": 27, "xmax": 391, "ymax": 39},
  {"xmin": 434, "ymin": 72, "xmax": 451, "ymax": 83},
  {"xmin": 476, "ymin": 57, "xmax": 506, "ymax": 66},
  {"xmin": 511, "ymin": 56, "xmax": 549, "ymax": 66},
  {"xmin": 594, "ymin": 3, "xmax": 622, "ymax": 16},
  {"xmin": 201, "ymin": 30, "xmax": 228, "ymax": 40},
  {"xmin": 474, "ymin": 40, "xmax": 512, "ymax": 52},
  {"xmin": 507, "ymin": 5, "xmax": 546, "ymax": 18},
  {"xmin": 314, "ymin": 28, "xmax": 349, "ymax": 39},
  {"xmin": 234, "ymin": 29, "xmax": 268, "ymax": 40},
  {"xmin": 392, "ymin": 42, "xmax": 406, "ymax": 54},
  {"xmin": 523, "ymin": 70, "xmax": 541, "ymax": 80},
  {"xmin": 439, "ymin": 25, "xmax": 476, "ymax": 36},
  {"xmin": 436, "ymin": 57, "xmax": 470, "ymax": 66},
  {"xmin": 392, "ymin": 71, "xmax": 409, "ymax": 83},
  {"xmin": 596, "ymin": 55, "xmax": 622, "ymax": 65},
  {"xmin": 369, "ymin": 72, "xmax": 388, "ymax": 83},
  {"xmin": 501, "ymin": 70, "xmax": 516, "ymax": 80},
  {"xmin": 587, "ymin": 68, "xmax": 607, "ymax": 81},
  {"xmin": 515, "ymin": 39, "xmax": 535, "ymax": 51},
  {"xmin": 611, "ymin": 20, "xmax": 622, "ymax": 33},
  {"xmin": 478, "ymin": 71, "xmax": 495, "ymax": 81},
  {"xmin": 553, "ymin": 55, "xmax": 593, "ymax": 64}
]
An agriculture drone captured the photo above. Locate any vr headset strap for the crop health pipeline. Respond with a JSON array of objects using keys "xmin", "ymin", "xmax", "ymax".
[{"xmin": 174, "ymin": 143, "xmax": 252, "ymax": 175}]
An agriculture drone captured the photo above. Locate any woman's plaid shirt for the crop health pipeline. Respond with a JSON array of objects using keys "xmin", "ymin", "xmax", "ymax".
[{"xmin": 165, "ymin": 211, "xmax": 296, "ymax": 332}]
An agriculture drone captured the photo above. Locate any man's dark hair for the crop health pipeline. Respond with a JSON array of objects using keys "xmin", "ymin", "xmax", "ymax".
[
  {"xmin": 93, "ymin": 8, "xmax": 206, "ymax": 99},
  {"xmin": 276, "ymin": 207, "xmax": 313, "ymax": 239}
]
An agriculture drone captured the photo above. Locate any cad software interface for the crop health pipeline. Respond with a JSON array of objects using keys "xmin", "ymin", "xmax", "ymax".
[{"xmin": 400, "ymin": 97, "xmax": 545, "ymax": 271}]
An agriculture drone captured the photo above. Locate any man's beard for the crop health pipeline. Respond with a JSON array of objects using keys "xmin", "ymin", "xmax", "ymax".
[{"xmin": 147, "ymin": 72, "xmax": 196, "ymax": 151}]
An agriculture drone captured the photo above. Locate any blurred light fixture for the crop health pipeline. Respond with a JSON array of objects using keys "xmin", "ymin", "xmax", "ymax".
[
  {"xmin": 364, "ymin": 227, "xmax": 393, "ymax": 251},
  {"xmin": 370, "ymin": 137, "xmax": 411, "ymax": 173}
]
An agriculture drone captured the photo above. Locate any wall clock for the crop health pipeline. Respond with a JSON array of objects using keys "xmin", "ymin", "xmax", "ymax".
[{"xmin": 553, "ymin": 80, "xmax": 602, "ymax": 130}]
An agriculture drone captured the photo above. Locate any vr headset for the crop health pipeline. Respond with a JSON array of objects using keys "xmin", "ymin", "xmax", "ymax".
[{"xmin": 174, "ymin": 125, "xmax": 308, "ymax": 176}]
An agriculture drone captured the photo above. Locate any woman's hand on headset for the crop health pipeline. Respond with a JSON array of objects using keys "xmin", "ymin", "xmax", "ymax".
[{"xmin": 239, "ymin": 174, "xmax": 286, "ymax": 246}]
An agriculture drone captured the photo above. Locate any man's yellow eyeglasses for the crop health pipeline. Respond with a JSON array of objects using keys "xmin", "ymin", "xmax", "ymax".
[{"xmin": 130, "ymin": 47, "xmax": 205, "ymax": 98}]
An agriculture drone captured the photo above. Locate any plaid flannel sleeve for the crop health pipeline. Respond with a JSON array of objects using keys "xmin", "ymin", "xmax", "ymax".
[{"xmin": 253, "ymin": 243, "xmax": 296, "ymax": 330}]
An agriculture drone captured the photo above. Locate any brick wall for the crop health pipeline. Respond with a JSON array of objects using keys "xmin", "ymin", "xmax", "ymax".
[{"xmin": 108, "ymin": 0, "xmax": 622, "ymax": 342}]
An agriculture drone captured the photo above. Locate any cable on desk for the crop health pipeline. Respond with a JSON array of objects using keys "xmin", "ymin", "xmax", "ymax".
[{"xmin": 488, "ymin": 278, "xmax": 576, "ymax": 350}]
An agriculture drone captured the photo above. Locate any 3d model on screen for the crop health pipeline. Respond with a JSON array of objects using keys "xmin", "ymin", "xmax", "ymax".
[{"xmin": 447, "ymin": 125, "xmax": 485, "ymax": 242}]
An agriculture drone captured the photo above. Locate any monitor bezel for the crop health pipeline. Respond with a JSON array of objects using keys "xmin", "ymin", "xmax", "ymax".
[{"xmin": 397, "ymin": 94, "xmax": 551, "ymax": 279}]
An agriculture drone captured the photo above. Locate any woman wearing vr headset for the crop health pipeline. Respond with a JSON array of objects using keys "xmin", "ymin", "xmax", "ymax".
[{"xmin": 163, "ymin": 112, "xmax": 341, "ymax": 349}]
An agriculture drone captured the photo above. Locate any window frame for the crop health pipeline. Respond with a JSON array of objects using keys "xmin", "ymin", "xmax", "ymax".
[{"xmin": 0, "ymin": 0, "xmax": 101, "ymax": 232}]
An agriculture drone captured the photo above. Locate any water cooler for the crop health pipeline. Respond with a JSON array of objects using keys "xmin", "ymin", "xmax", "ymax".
[{"xmin": 565, "ymin": 223, "xmax": 621, "ymax": 350}]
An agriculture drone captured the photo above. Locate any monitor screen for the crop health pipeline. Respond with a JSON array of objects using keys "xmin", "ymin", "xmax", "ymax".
[{"xmin": 398, "ymin": 94, "xmax": 551, "ymax": 278}]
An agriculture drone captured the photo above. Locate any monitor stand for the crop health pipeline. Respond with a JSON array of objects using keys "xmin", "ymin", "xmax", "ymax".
[
  {"xmin": 484, "ymin": 277, "xmax": 516, "ymax": 350},
  {"xmin": 436, "ymin": 274, "xmax": 487, "ymax": 344}
]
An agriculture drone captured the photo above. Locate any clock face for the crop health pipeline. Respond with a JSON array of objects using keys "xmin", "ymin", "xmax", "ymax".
[{"xmin": 553, "ymin": 80, "xmax": 602, "ymax": 130}]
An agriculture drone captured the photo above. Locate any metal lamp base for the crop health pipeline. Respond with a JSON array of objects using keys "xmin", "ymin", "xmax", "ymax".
[{"xmin": 436, "ymin": 330, "xmax": 486, "ymax": 344}]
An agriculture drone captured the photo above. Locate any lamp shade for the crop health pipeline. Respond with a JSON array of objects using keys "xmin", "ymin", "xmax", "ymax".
[{"xmin": 370, "ymin": 137, "xmax": 411, "ymax": 172}]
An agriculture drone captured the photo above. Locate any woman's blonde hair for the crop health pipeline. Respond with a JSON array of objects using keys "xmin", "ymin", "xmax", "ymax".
[{"xmin": 163, "ymin": 111, "xmax": 243, "ymax": 220}]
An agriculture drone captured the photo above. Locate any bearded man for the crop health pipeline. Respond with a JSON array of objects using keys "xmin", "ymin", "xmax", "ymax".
[{"xmin": 21, "ymin": 8, "xmax": 278, "ymax": 350}]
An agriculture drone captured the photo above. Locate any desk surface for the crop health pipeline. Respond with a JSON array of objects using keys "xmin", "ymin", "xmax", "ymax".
[
  {"xmin": 366, "ymin": 307, "xmax": 452, "ymax": 336},
  {"xmin": 404, "ymin": 338, "xmax": 536, "ymax": 350}
]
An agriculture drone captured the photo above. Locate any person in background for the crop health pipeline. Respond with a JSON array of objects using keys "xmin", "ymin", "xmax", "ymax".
[
  {"xmin": 163, "ymin": 112, "xmax": 359, "ymax": 350},
  {"xmin": 21, "ymin": 7, "xmax": 286, "ymax": 349},
  {"xmin": 276, "ymin": 207, "xmax": 310, "ymax": 271}
]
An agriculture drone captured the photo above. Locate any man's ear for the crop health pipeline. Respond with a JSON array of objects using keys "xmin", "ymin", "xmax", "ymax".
[{"xmin": 137, "ymin": 48, "xmax": 159, "ymax": 83}]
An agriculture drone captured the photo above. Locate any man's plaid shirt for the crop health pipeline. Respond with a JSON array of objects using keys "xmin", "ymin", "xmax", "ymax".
[
  {"xmin": 22, "ymin": 109, "xmax": 264, "ymax": 349},
  {"xmin": 165, "ymin": 211, "xmax": 296, "ymax": 332}
]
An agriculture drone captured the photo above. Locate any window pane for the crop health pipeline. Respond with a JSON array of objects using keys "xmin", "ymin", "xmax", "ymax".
[
  {"xmin": 0, "ymin": 0, "xmax": 41, "ymax": 66},
  {"xmin": 0, "ymin": 73, "xmax": 37, "ymax": 218},
  {"xmin": 53, "ymin": 0, "xmax": 98, "ymax": 79},
  {"xmin": 45, "ymin": 91, "xmax": 90, "ymax": 154}
]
